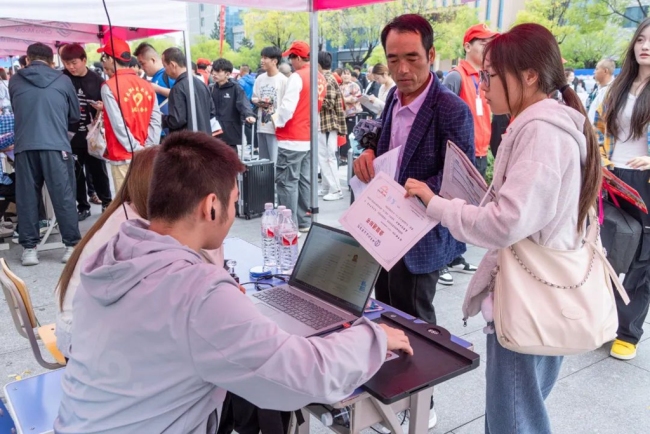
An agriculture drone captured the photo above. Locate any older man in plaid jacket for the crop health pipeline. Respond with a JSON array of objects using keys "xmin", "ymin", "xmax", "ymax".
[
  {"xmin": 318, "ymin": 51, "xmax": 347, "ymax": 201},
  {"xmin": 355, "ymin": 15, "xmax": 475, "ymax": 325}
]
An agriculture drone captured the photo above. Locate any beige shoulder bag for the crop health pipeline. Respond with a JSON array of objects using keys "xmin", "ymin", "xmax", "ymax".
[{"xmin": 493, "ymin": 207, "xmax": 630, "ymax": 356}]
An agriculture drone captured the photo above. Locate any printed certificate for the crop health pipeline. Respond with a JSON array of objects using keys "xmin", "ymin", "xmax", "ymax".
[{"xmin": 340, "ymin": 171, "xmax": 438, "ymax": 271}]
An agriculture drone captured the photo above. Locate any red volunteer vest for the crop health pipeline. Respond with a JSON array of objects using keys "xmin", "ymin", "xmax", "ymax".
[
  {"xmin": 103, "ymin": 69, "xmax": 155, "ymax": 162},
  {"xmin": 454, "ymin": 60, "xmax": 491, "ymax": 158},
  {"xmin": 276, "ymin": 63, "xmax": 327, "ymax": 142}
]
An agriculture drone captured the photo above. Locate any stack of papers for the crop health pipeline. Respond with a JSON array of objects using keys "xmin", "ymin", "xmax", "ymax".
[
  {"xmin": 440, "ymin": 141, "xmax": 495, "ymax": 206},
  {"xmin": 349, "ymin": 145, "xmax": 401, "ymax": 197},
  {"xmin": 359, "ymin": 94, "xmax": 383, "ymax": 115}
]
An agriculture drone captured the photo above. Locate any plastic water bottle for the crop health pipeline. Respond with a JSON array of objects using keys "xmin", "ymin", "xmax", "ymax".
[
  {"xmin": 278, "ymin": 209, "xmax": 299, "ymax": 274},
  {"xmin": 261, "ymin": 203, "xmax": 277, "ymax": 271},
  {"xmin": 275, "ymin": 206, "xmax": 287, "ymax": 267}
]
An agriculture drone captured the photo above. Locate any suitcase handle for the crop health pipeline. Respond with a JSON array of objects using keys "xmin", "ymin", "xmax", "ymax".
[{"xmin": 240, "ymin": 122, "xmax": 258, "ymax": 162}]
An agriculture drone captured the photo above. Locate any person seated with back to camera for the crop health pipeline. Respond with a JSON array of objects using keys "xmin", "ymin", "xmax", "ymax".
[{"xmin": 54, "ymin": 131, "xmax": 413, "ymax": 434}]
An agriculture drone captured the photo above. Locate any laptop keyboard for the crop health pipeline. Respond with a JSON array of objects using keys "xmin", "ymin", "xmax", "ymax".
[{"xmin": 254, "ymin": 287, "xmax": 345, "ymax": 330}]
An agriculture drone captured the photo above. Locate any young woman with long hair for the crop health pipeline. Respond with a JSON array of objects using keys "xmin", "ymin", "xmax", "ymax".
[
  {"xmin": 368, "ymin": 64, "xmax": 395, "ymax": 115},
  {"xmin": 405, "ymin": 23, "xmax": 601, "ymax": 433},
  {"xmin": 55, "ymin": 147, "xmax": 159, "ymax": 358},
  {"xmin": 596, "ymin": 17, "xmax": 650, "ymax": 361}
]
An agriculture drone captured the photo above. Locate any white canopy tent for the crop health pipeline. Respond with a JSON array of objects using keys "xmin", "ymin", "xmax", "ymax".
[{"xmin": 0, "ymin": 1, "xmax": 187, "ymax": 57}]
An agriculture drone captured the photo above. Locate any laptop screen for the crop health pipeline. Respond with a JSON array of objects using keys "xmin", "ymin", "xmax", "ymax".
[{"xmin": 291, "ymin": 224, "xmax": 381, "ymax": 316}]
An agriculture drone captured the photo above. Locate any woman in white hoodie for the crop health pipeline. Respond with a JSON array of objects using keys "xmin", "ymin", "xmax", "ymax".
[
  {"xmin": 405, "ymin": 24, "xmax": 601, "ymax": 433},
  {"xmin": 55, "ymin": 147, "xmax": 160, "ymax": 359}
]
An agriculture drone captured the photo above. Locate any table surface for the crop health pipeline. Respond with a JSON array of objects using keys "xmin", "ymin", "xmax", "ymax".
[{"xmin": 5, "ymin": 237, "xmax": 472, "ymax": 431}]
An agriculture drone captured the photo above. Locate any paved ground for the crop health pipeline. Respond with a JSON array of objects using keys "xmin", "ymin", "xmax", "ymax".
[{"xmin": 0, "ymin": 169, "xmax": 649, "ymax": 433}]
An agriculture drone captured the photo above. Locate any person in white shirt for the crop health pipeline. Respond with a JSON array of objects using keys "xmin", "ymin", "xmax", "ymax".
[
  {"xmin": 587, "ymin": 58, "xmax": 616, "ymax": 124},
  {"xmin": 367, "ymin": 63, "xmax": 395, "ymax": 115},
  {"xmin": 252, "ymin": 47, "xmax": 288, "ymax": 164}
]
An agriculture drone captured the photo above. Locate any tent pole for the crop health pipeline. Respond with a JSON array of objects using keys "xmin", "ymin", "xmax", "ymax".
[
  {"xmin": 309, "ymin": 5, "xmax": 319, "ymax": 223},
  {"xmin": 183, "ymin": 28, "xmax": 198, "ymax": 131}
]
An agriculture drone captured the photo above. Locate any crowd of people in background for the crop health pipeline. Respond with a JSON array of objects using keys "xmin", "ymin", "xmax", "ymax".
[{"xmin": 0, "ymin": 10, "xmax": 647, "ymax": 434}]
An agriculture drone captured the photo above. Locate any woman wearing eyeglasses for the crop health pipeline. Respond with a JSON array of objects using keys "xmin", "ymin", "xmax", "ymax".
[{"xmin": 405, "ymin": 23, "xmax": 601, "ymax": 433}]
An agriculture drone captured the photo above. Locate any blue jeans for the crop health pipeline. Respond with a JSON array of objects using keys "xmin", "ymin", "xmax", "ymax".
[{"xmin": 485, "ymin": 333, "xmax": 563, "ymax": 434}]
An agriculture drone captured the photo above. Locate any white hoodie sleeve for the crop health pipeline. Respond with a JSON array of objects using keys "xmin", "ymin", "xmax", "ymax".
[
  {"xmin": 272, "ymin": 73, "xmax": 302, "ymax": 129},
  {"xmin": 426, "ymin": 123, "xmax": 563, "ymax": 250},
  {"xmin": 101, "ymin": 85, "xmax": 144, "ymax": 153},
  {"xmin": 188, "ymin": 279, "xmax": 388, "ymax": 411}
]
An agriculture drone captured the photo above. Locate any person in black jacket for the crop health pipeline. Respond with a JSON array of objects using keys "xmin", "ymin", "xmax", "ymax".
[
  {"xmin": 9, "ymin": 42, "xmax": 81, "ymax": 266},
  {"xmin": 161, "ymin": 48, "xmax": 215, "ymax": 136},
  {"xmin": 61, "ymin": 43, "xmax": 113, "ymax": 220},
  {"xmin": 211, "ymin": 58, "xmax": 256, "ymax": 150}
]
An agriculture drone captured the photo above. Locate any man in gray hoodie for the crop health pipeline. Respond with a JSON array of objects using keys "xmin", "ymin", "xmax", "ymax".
[
  {"xmin": 9, "ymin": 42, "xmax": 81, "ymax": 266},
  {"xmin": 55, "ymin": 131, "xmax": 412, "ymax": 434}
]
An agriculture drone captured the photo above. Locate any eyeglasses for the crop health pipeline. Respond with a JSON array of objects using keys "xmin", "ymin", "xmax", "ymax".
[{"xmin": 479, "ymin": 69, "xmax": 496, "ymax": 88}]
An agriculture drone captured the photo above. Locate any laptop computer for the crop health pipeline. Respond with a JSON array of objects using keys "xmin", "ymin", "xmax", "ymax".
[{"xmin": 250, "ymin": 223, "xmax": 381, "ymax": 337}]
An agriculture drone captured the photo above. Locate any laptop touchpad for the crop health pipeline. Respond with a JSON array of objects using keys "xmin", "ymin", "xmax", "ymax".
[{"xmin": 256, "ymin": 303, "xmax": 281, "ymax": 317}]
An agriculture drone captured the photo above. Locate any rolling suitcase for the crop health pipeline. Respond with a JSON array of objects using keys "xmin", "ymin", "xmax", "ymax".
[{"xmin": 237, "ymin": 124, "xmax": 275, "ymax": 220}]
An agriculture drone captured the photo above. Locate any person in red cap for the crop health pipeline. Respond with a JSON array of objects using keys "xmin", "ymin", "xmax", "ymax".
[
  {"xmin": 271, "ymin": 41, "xmax": 327, "ymax": 232},
  {"xmin": 196, "ymin": 58, "xmax": 211, "ymax": 85},
  {"xmin": 443, "ymin": 23, "xmax": 498, "ymax": 177},
  {"xmin": 97, "ymin": 37, "xmax": 162, "ymax": 191}
]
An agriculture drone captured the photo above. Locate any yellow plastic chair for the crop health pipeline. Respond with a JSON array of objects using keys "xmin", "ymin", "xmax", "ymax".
[{"xmin": 0, "ymin": 258, "xmax": 65, "ymax": 368}]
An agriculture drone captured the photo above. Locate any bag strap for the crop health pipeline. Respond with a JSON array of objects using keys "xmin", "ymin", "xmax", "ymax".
[{"xmin": 587, "ymin": 238, "xmax": 630, "ymax": 304}]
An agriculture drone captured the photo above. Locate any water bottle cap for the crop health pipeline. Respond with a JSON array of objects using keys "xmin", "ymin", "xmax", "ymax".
[
  {"xmin": 264, "ymin": 203, "xmax": 274, "ymax": 210},
  {"xmin": 277, "ymin": 206, "xmax": 286, "ymax": 211},
  {"xmin": 282, "ymin": 209, "xmax": 292, "ymax": 217}
]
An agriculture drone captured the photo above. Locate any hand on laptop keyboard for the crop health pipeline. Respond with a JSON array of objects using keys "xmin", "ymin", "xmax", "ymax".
[{"xmin": 379, "ymin": 324, "xmax": 414, "ymax": 356}]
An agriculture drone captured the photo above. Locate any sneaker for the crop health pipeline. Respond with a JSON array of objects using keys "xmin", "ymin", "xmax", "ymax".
[
  {"xmin": 438, "ymin": 268, "xmax": 454, "ymax": 286},
  {"xmin": 318, "ymin": 189, "xmax": 328, "ymax": 197},
  {"xmin": 78, "ymin": 209, "xmax": 91, "ymax": 222},
  {"xmin": 89, "ymin": 194, "xmax": 102, "ymax": 205},
  {"xmin": 62, "ymin": 246, "xmax": 74, "ymax": 264},
  {"xmin": 21, "ymin": 248, "xmax": 39, "ymax": 266},
  {"xmin": 299, "ymin": 226, "xmax": 311, "ymax": 233},
  {"xmin": 323, "ymin": 191, "xmax": 344, "ymax": 201},
  {"xmin": 428, "ymin": 407, "xmax": 438, "ymax": 429},
  {"xmin": 0, "ymin": 226, "xmax": 13, "ymax": 238},
  {"xmin": 610, "ymin": 339, "xmax": 637, "ymax": 360},
  {"xmin": 448, "ymin": 257, "xmax": 478, "ymax": 274}
]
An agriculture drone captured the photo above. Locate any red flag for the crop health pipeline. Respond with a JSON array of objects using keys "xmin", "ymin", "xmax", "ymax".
[{"xmin": 219, "ymin": 5, "xmax": 226, "ymax": 57}]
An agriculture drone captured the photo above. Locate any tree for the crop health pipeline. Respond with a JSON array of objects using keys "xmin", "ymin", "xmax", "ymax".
[
  {"xmin": 515, "ymin": 0, "xmax": 573, "ymax": 44},
  {"xmin": 191, "ymin": 36, "xmax": 235, "ymax": 62},
  {"xmin": 561, "ymin": 24, "xmax": 627, "ymax": 68},
  {"xmin": 598, "ymin": 0, "xmax": 647, "ymax": 25},
  {"xmin": 429, "ymin": 6, "xmax": 480, "ymax": 62},
  {"xmin": 242, "ymin": 10, "xmax": 309, "ymax": 52},
  {"xmin": 240, "ymin": 37, "xmax": 254, "ymax": 50},
  {"xmin": 366, "ymin": 46, "xmax": 386, "ymax": 69},
  {"xmin": 210, "ymin": 22, "xmax": 221, "ymax": 41}
]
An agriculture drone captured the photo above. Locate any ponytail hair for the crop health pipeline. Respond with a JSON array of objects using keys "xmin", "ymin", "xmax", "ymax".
[{"xmin": 484, "ymin": 23, "xmax": 601, "ymax": 230}]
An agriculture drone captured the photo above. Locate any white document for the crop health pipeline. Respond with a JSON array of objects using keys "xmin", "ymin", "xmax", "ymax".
[
  {"xmin": 440, "ymin": 140, "xmax": 495, "ymax": 206},
  {"xmin": 210, "ymin": 118, "xmax": 223, "ymax": 137},
  {"xmin": 340, "ymin": 171, "xmax": 438, "ymax": 271},
  {"xmin": 359, "ymin": 94, "xmax": 383, "ymax": 114},
  {"xmin": 349, "ymin": 145, "xmax": 401, "ymax": 197}
]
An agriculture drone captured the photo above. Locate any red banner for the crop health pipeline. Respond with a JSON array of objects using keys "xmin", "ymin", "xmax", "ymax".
[{"xmin": 219, "ymin": 5, "xmax": 226, "ymax": 56}]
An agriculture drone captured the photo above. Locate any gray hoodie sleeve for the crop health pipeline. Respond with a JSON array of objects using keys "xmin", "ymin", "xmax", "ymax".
[
  {"xmin": 146, "ymin": 96, "xmax": 162, "ymax": 146},
  {"xmin": 101, "ymin": 85, "xmax": 144, "ymax": 152},
  {"xmin": 188, "ymin": 280, "xmax": 388, "ymax": 411}
]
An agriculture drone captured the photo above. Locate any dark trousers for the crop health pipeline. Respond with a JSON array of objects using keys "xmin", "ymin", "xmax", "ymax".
[
  {"xmin": 74, "ymin": 147, "xmax": 112, "ymax": 211},
  {"xmin": 15, "ymin": 150, "xmax": 81, "ymax": 248},
  {"xmin": 474, "ymin": 156, "xmax": 488, "ymax": 179},
  {"xmin": 341, "ymin": 116, "xmax": 357, "ymax": 160},
  {"xmin": 613, "ymin": 168, "xmax": 650, "ymax": 344},
  {"xmin": 217, "ymin": 393, "xmax": 291, "ymax": 434},
  {"xmin": 375, "ymin": 259, "xmax": 440, "ymax": 324}
]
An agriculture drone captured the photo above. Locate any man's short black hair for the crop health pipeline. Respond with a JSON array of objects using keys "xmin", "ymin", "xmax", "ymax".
[
  {"xmin": 261, "ymin": 46, "xmax": 283, "ymax": 67},
  {"xmin": 353, "ymin": 65, "xmax": 362, "ymax": 71},
  {"xmin": 162, "ymin": 47, "xmax": 186, "ymax": 68},
  {"xmin": 60, "ymin": 43, "xmax": 87, "ymax": 62},
  {"xmin": 318, "ymin": 51, "xmax": 332, "ymax": 70},
  {"xmin": 18, "ymin": 55, "xmax": 27, "ymax": 68},
  {"xmin": 133, "ymin": 42, "xmax": 157, "ymax": 58},
  {"xmin": 27, "ymin": 43, "xmax": 54, "ymax": 64},
  {"xmin": 381, "ymin": 14, "xmax": 434, "ymax": 54},
  {"xmin": 212, "ymin": 58, "xmax": 233, "ymax": 73}
]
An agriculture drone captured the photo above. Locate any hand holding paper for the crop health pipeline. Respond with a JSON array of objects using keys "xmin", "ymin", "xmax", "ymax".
[
  {"xmin": 350, "ymin": 146, "xmax": 402, "ymax": 197},
  {"xmin": 440, "ymin": 140, "xmax": 495, "ymax": 206},
  {"xmin": 340, "ymin": 171, "xmax": 438, "ymax": 271},
  {"xmin": 404, "ymin": 178, "xmax": 435, "ymax": 207}
]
